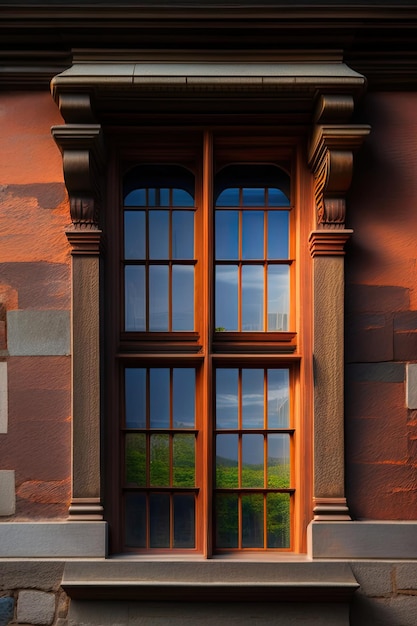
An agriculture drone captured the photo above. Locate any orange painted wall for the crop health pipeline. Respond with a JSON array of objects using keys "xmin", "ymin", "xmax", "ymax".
[
  {"xmin": 0, "ymin": 92, "xmax": 71, "ymax": 518},
  {"xmin": 346, "ymin": 92, "xmax": 417, "ymax": 520}
]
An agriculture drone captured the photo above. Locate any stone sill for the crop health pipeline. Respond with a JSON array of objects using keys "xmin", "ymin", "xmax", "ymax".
[{"xmin": 61, "ymin": 560, "xmax": 359, "ymax": 603}]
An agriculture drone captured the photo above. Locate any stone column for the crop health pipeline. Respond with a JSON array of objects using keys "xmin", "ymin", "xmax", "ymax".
[
  {"xmin": 52, "ymin": 119, "xmax": 105, "ymax": 519},
  {"xmin": 308, "ymin": 95, "xmax": 370, "ymax": 520}
]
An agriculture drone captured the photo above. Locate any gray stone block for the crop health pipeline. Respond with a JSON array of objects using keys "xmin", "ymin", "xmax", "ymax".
[
  {"xmin": 347, "ymin": 362, "xmax": 405, "ymax": 383},
  {"xmin": 0, "ymin": 561, "xmax": 64, "ymax": 592},
  {"xmin": 7, "ymin": 310, "xmax": 70, "ymax": 356},
  {"xmin": 350, "ymin": 562, "xmax": 394, "ymax": 597},
  {"xmin": 17, "ymin": 590, "xmax": 56, "ymax": 626},
  {"xmin": 0, "ymin": 470, "xmax": 15, "ymax": 516}
]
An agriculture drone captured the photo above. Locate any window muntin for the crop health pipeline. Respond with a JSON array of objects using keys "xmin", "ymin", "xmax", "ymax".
[
  {"xmin": 214, "ymin": 367, "xmax": 293, "ymax": 550},
  {"xmin": 124, "ymin": 366, "xmax": 198, "ymax": 550},
  {"xmin": 215, "ymin": 166, "xmax": 291, "ymax": 332},
  {"xmin": 123, "ymin": 166, "xmax": 196, "ymax": 332},
  {"xmin": 118, "ymin": 145, "xmax": 298, "ymax": 554}
]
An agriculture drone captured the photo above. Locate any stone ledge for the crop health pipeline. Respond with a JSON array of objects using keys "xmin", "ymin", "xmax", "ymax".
[
  {"xmin": 62, "ymin": 560, "xmax": 358, "ymax": 603},
  {"xmin": 308, "ymin": 521, "xmax": 417, "ymax": 559},
  {"xmin": 0, "ymin": 522, "xmax": 107, "ymax": 558}
]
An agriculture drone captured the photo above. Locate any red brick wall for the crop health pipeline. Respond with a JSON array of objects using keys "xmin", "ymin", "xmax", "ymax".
[
  {"xmin": 0, "ymin": 93, "xmax": 71, "ymax": 518},
  {"xmin": 346, "ymin": 92, "xmax": 417, "ymax": 520}
]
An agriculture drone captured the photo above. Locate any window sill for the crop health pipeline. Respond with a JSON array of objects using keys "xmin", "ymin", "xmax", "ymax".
[{"xmin": 61, "ymin": 559, "xmax": 358, "ymax": 603}]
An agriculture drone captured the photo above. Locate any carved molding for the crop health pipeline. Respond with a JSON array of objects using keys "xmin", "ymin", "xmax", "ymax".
[
  {"xmin": 313, "ymin": 497, "xmax": 351, "ymax": 522},
  {"xmin": 68, "ymin": 498, "xmax": 104, "ymax": 521},
  {"xmin": 309, "ymin": 95, "xmax": 370, "ymax": 229},
  {"xmin": 66, "ymin": 228, "xmax": 103, "ymax": 255},
  {"xmin": 52, "ymin": 123, "xmax": 105, "ymax": 228},
  {"xmin": 309, "ymin": 229, "xmax": 353, "ymax": 257}
]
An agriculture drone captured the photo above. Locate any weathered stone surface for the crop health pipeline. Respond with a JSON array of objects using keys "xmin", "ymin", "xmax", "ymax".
[
  {"xmin": 0, "ymin": 262, "xmax": 70, "ymax": 310},
  {"xmin": 345, "ymin": 313, "xmax": 394, "ymax": 363},
  {"xmin": 0, "ymin": 470, "xmax": 15, "ymax": 516},
  {"xmin": 17, "ymin": 590, "xmax": 56, "ymax": 626},
  {"xmin": 7, "ymin": 310, "xmax": 70, "ymax": 356},
  {"xmin": 0, "ymin": 561, "xmax": 64, "ymax": 593},
  {"xmin": 0, "ymin": 597, "xmax": 14, "ymax": 626},
  {"xmin": 351, "ymin": 594, "xmax": 417, "ymax": 626},
  {"xmin": 346, "ymin": 362, "xmax": 404, "ymax": 384},
  {"xmin": 350, "ymin": 562, "xmax": 394, "ymax": 597},
  {"xmin": 347, "ymin": 285, "xmax": 409, "ymax": 314},
  {"xmin": 396, "ymin": 563, "xmax": 417, "ymax": 591}
]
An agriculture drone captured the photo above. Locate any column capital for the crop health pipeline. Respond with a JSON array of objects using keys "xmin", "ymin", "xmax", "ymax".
[{"xmin": 309, "ymin": 229, "xmax": 353, "ymax": 257}]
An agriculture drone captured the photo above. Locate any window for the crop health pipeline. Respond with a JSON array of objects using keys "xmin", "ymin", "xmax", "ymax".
[{"xmin": 109, "ymin": 131, "xmax": 303, "ymax": 554}]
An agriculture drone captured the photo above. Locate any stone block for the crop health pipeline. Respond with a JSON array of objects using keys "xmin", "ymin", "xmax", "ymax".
[
  {"xmin": 396, "ymin": 563, "xmax": 417, "ymax": 591},
  {"xmin": 394, "ymin": 311, "xmax": 417, "ymax": 331},
  {"xmin": 0, "ymin": 262, "xmax": 70, "ymax": 310},
  {"xmin": 406, "ymin": 363, "xmax": 417, "ymax": 409},
  {"xmin": 350, "ymin": 562, "xmax": 394, "ymax": 597},
  {"xmin": 351, "ymin": 595, "xmax": 417, "ymax": 626},
  {"xmin": 346, "ymin": 362, "xmax": 404, "ymax": 383},
  {"xmin": 394, "ymin": 329, "xmax": 417, "ymax": 361},
  {"xmin": 345, "ymin": 313, "xmax": 393, "ymax": 363},
  {"xmin": 345, "ymin": 380, "xmax": 404, "ymax": 420},
  {"xmin": 347, "ymin": 462, "xmax": 417, "ymax": 520},
  {"xmin": 17, "ymin": 590, "xmax": 55, "ymax": 626},
  {"xmin": 0, "ymin": 597, "xmax": 14, "ymax": 626},
  {"xmin": 0, "ymin": 470, "xmax": 15, "ymax": 516},
  {"xmin": 0, "ymin": 561, "xmax": 64, "ymax": 592},
  {"xmin": 7, "ymin": 310, "xmax": 70, "ymax": 356},
  {"xmin": 347, "ymin": 285, "xmax": 409, "ymax": 314},
  {"xmin": 0, "ymin": 522, "xmax": 107, "ymax": 558},
  {"xmin": 0, "ymin": 362, "xmax": 7, "ymax": 434},
  {"xmin": 346, "ymin": 416, "xmax": 407, "ymax": 464}
]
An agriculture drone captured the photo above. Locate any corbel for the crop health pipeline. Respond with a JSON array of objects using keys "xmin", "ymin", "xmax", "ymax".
[
  {"xmin": 51, "ymin": 123, "xmax": 105, "ymax": 231},
  {"xmin": 308, "ymin": 95, "xmax": 370, "ymax": 231}
]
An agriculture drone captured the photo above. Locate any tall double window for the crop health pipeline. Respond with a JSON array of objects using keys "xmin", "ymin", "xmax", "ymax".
[{"xmin": 116, "ymin": 134, "xmax": 299, "ymax": 553}]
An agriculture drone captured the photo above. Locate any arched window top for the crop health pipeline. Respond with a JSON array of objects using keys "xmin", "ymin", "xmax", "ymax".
[
  {"xmin": 124, "ymin": 164, "xmax": 195, "ymax": 207},
  {"xmin": 215, "ymin": 164, "xmax": 290, "ymax": 207}
]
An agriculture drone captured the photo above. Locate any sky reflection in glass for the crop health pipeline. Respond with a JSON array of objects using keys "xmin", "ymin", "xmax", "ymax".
[
  {"xmin": 242, "ymin": 369, "xmax": 264, "ymax": 428},
  {"xmin": 242, "ymin": 265, "xmax": 263, "ymax": 331},
  {"xmin": 173, "ymin": 368, "xmax": 195, "ymax": 428},
  {"xmin": 216, "ymin": 369, "xmax": 238, "ymax": 429}
]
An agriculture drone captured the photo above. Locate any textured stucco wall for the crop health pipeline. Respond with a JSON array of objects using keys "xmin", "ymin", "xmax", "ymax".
[
  {"xmin": 346, "ymin": 92, "xmax": 417, "ymax": 520},
  {"xmin": 0, "ymin": 92, "xmax": 71, "ymax": 520}
]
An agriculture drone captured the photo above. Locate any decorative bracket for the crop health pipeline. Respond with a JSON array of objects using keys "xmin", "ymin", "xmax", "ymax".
[
  {"xmin": 51, "ymin": 123, "xmax": 105, "ymax": 229},
  {"xmin": 309, "ymin": 95, "xmax": 370, "ymax": 229}
]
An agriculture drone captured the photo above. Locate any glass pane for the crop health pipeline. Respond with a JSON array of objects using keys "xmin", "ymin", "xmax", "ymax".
[
  {"xmin": 173, "ymin": 494, "xmax": 195, "ymax": 548},
  {"xmin": 215, "ymin": 265, "xmax": 238, "ymax": 331},
  {"xmin": 242, "ymin": 435, "xmax": 264, "ymax": 488},
  {"xmin": 149, "ymin": 265, "xmax": 168, "ymax": 331},
  {"xmin": 125, "ymin": 433, "xmax": 146, "ymax": 486},
  {"xmin": 242, "ymin": 493, "xmax": 264, "ymax": 548},
  {"xmin": 150, "ymin": 368, "xmax": 170, "ymax": 428},
  {"xmin": 172, "ymin": 265, "xmax": 194, "ymax": 331},
  {"xmin": 160, "ymin": 188, "xmax": 170, "ymax": 206},
  {"xmin": 242, "ymin": 188, "xmax": 265, "ymax": 207},
  {"xmin": 267, "ymin": 493, "xmax": 290, "ymax": 548},
  {"xmin": 215, "ymin": 210, "xmax": 238, "ymax": 260},
  {"xmin": 242, "ymin": 211, "xmax": 264, "ymax": 260},
  {"xmin": 216, "ymin": 369, "xmax": 238, "ymax": 429},
  {"xmin": 125, "ymin": 493, "xmax": 146, "ymax": 547},
  {"xmin": 150, "ymin": 493, "xmax": 170, "ymax": 548},
  {"xmin": 267, "ymin": 265, "xmax": 289, "ymax": 331},
  {"xmin": 268, "ymin": 434, "xmax": 290, "ymax": 489},
  {"xmin": 148, "ymin": 189, "xmax": 156, "ymax": 206},
  {"xmin": 242, "ymin": 265, "xmax": 264, "ymax": 331},
  {"xmin": 267, "ymin": 369, "xmax": 289, "ymax": 428},
  {"xmin": 215, "ymin": 493, "xmax": 238, "ymax": 548},
  {"xmin": 268, "ymin": 188, "xmax": 290, "ymax": 207},
  {"xmin": 125, "ymin": 265, "xmax": 145, "ymax": 331},
  {"xmin": 172, "ymin": 211, "xmax": 194, "ymax": 259},
  {"xmin": 172, "ymin": 188, "xmax": 194, "ymax": 207},
  {"xmin": 125, "ymin": 368, "xmax": 146, "ymax": 428},
  {"xmin": 173, "ymin": 368, "xmax": 195, "ymax": 428},
  {"xmin": 124, "ymin": 188, "xmax": 146, "ymax": 206},
  {"xmin": 268, "ymin": 211, "xmax": 289, "ymax": 259},
  {"xmin": 149, "ymin": 210, "xmax": 169, "ymax": 259},
  {"xmin": 216, "ymin": 188, "xmax": 239, "ymax": 207},
  {"xmin": 150, "ymin": 434, "xmax": 170, "ymax": 486},
  {"xmin": 242, "ymin": 369, "xmax": 264, "ymax": 429},
  {"xmin": 124, "ymin": 211, "xmax": 146, "ymax": 260},
  {"xmin": 216, "ymin": 434, "xmax": 238, "ymax": 488},
  {"xmin": 173, "ymin": 434, "xmax": 195, "ymax": 487}
]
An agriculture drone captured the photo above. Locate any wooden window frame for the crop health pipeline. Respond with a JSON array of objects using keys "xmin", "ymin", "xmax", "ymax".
[
  {"xmin": 50, "ymin": 53, "xmax": 370, "ymax": 561},
  {"xmin": 103, "ymin": 129, "xmax": 310, "ymax": 555}
]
